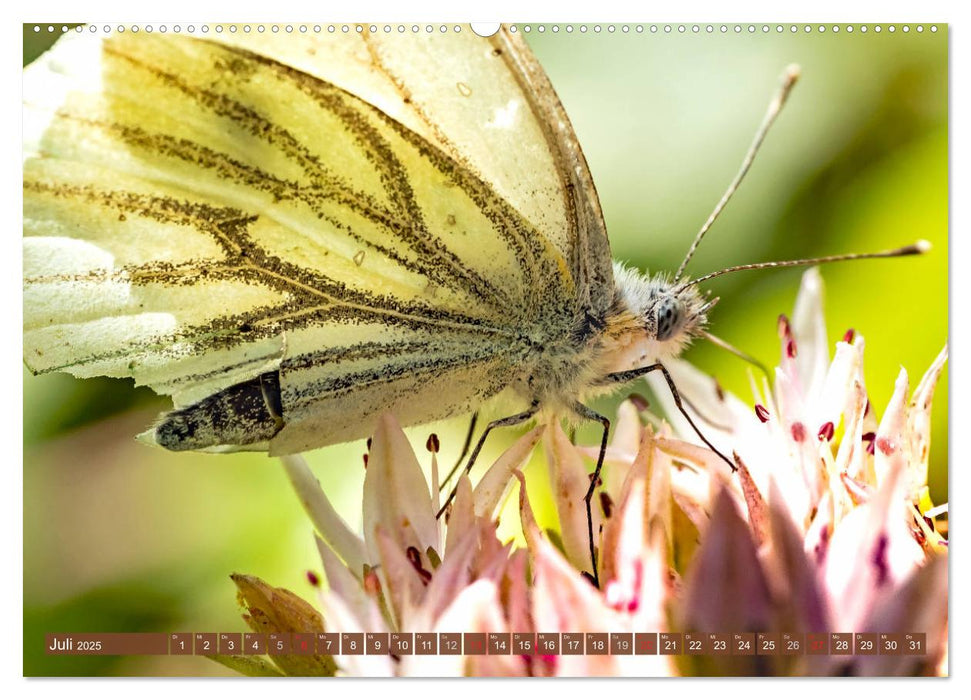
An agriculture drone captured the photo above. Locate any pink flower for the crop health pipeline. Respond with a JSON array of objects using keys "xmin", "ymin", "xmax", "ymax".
[{"xmin": 217, "ymin": 270, "xmax": 947, "ymax": 677}]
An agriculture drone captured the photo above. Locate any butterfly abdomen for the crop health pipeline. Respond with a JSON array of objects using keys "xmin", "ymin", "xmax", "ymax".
[{"xmin": 154, "ymin": 371, "xmax": 284, "ymax": 451}]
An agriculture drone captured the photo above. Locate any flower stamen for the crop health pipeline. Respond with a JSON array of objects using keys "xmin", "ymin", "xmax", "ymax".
[
  {"xmin": 862, "ymin": 431, "xmax": 876, "ymax": 455},
  {"xmin": 406, "ymin": 546, "xmax": 433, "ymax": 584},
  {"xmin": 818, "ymin": 421, "xmax": 835, "ymax": 441},
  {"xmin": 754, "ymin": 404, "xmax": 770, "ymax": 422},
  {"xmin": 628, "ymin": 393, "xmax": 650, "ymax": 411},
  {"xmin": 599, "ymin": 491, "xmax": 614, "ymax": 519}
]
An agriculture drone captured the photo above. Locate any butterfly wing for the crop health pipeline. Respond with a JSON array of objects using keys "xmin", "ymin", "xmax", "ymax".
[
  {"xmin": 23, "ymin": 27, "xmax": 612, "ymax": 453},
  {"xmin": 217, "ymin": 27, "xmax": 613, "ymax": 316}
]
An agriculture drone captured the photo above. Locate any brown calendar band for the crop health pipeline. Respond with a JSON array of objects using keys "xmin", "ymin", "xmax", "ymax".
[
  {"xmin": 43, "ymin": 631, "xmax": 932, "ymax": 656},
  {"xmin": 45, "ymin": 634, "xmax": 169, "ymax": 655}
]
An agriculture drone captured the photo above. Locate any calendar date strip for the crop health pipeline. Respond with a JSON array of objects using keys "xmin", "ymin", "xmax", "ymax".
[{"xmin": 45, "ymin": 631, "xmax": 927, "ymax": 657}]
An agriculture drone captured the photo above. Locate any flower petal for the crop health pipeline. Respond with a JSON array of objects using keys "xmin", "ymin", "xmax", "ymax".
[
  {"xmin": 375, "ymin": 525, "xmax": 427, "ymax": 629},
  {"xmin": 530, "ymin": 534, "xmax": 624, "ymax": 676},
  {"xmin": 601, "ymin": 478, "xmax": 647, "ymax": 607},
  {"xmin": 444, "ymin": 474, "xmax": 476, "ymax": 555},
  {"xmin": 765, "ymin": 484, "xmax": 831, "ymax": 633},
  {"xmin": 831, "ymin": 341, "xmax": 871, "ymax": 498},
  {"xmin": 804, "ymin": 492, "xmax": 834, "ymax": 569},
  {"xmin": 477, "ymin": 537, "xmax": 514, "ymax": 583},
  {"xmin": 208, "ymin": 654, "xmax": 285, "ymax": 677},
  {"xmin": 413, "ymin": 524, "xmax": 479, "ymax": 629},
  {"xmin": 646, "ymin": 358, "xmax": 750, "ymax": 456},
  {"xmin": 735, "ymin": 454, "xmax": 769, "ymax": 548},
  {"xmin": 503, "ymin": 548, "xmax": 532, "ymax": 637},
  {"xmin": 318, "ymin": 589, "xmax": 394, "ymax": 677},
  {"xmin": 515, "ymin": 470, "xmax": 543, "ymax": 550},
  {"xmin": 791, "ymin": 268, "xmax": 830, "ymax": 398},
  {"xmin": 231, "ymin": 573, "xmax": 324, "ymax": 632},
  {"xmin": 230, "ymin": 573, "xmax": 336, "ymax": 676},
  {"xmin": 281, "ymin": 455, "xmax": 367, "ymax": 577},
  {"xmin": 403, "ymin": 579, "xmax": 524, "ymax": 677},
  {"xmin": 470, "ymin": 516, "xmax": 507, "ymax": 577},
  {"xmin": 314, "ymin": 535, "xmax": 386, "ymax": 635},
  {"xmin": 544, "ymin": 422, "xmax": 600, "ymax": 572},
  {"xmin": 590, "ymin": 397, "xmax": 646, "ymax": 499},
  {"xmin": 814, "ymin": 337, "xmax": 864, "ymax": 433},
  {"xmin": 429, "ymin": 447, "xmax": 442, "ymax": 519},
  {"xmin": 823, "ymin": 436, "xmax": 924, "ymax": 630},
  {"xmin": 680, "ymin": 486, "xmax": 773, "ymax": 634},
  {"xmin": 642, "ymin": 431, "xmax": 674, "ymax": 544},
  {"xmin": 773, "ymin": 368, "xmax": 820, "ymax": 523},
  {"xmin": 362, "ymin": 413, "xmax": 439, "ymax": 565},
  {"xmin": 831, "ymin": 556, "xmax": 947, "ymax": 676},
  {"xmin": 905, "ymin": 345, "xmax": 947, "ymax": 498},
  {"xmin": 874, "ymin": 368, "xmax": 910, "ymax": 489},
  {"xmin": 473, "ymin": 424, "xmax": 544, "ymax": 518},
  {"xmin": 654, "ymin": 432, "xmax": 734, "ymax": 524}
]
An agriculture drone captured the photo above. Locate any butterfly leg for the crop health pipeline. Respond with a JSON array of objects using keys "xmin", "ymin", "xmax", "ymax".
[
  {"xmin": 606, "ymin": 363, "xmax": 735, "ymax": 471},
  {"xmin": 438, "ymin": 412, "xmax": 480, "ymax": 492},
  {"xmin": 436, "ymin": 403, "xmax": 539, "ymax": 519},
  {"xmin": 573, "ymin": 402, "xmax": 610, "ymax": 589}
]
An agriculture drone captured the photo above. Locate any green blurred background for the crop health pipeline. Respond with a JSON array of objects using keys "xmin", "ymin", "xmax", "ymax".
[{"xmin": 23, "ymin": 24, "xmax": 947, "ymax": 676}]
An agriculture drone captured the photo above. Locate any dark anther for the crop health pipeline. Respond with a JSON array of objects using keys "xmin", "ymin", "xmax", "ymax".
[
  {"xmin": 755, "ymin": 404, "xmax": 770, "ymax": 422},
  {"xmin": 628, "ymin": 393, "xmax": 650, "ymax": 412},
  {"xmin": 871, "ymin": 534, "xmax": 890, "ymax": 586},
  {"xmin": 818, "ymin": 421, "xmax": 835, "ymax": 441},
  {"xmin": 405, "ymin": 546, "xmax": 433, "ymax": 584},
  {"xmin": 862, "ymin": 431, "xmax": 877, "ymax": 455},
  {"xmin": 599, "ymin": 491, "xmax": 614, "ymax": 519}
]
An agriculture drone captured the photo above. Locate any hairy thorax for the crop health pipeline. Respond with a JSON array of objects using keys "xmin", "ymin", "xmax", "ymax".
[{"xmin": 512, "ymin": 262, "xmax": 710, "ymax": 416}]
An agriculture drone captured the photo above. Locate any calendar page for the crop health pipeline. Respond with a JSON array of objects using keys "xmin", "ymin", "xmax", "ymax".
[{"xmin": 22, "ymin": 19, "xmax": 948, "ymax": 679}]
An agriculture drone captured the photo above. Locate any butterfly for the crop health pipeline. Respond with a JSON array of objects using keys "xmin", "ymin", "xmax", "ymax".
[{"xmin": 23, "ymin": 25, "xmax": 924, "ymax": 583}]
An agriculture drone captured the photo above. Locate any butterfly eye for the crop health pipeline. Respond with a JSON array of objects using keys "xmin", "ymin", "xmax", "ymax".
[{"xmin": 654, "ymin": 296, "xmax": 683, "ymax": 341}]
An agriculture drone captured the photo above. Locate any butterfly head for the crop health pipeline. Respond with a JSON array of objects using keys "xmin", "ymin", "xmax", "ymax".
[
  {"xmin": 643, "ymin": 280, "xmax": 712, "ymax": 349},
  {"xmin": 653, "ymin": 292, "xmax": 691, "ymax": 342},
  {"xmin": 600, "ymin": 263, "xmax": 712, "ymax": 372}
]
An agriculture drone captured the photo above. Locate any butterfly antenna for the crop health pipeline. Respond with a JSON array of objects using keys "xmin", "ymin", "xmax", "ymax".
[
  {"xmin": 678, "ymin": 240, "xmax": 930, "ymax": 292},
  {"xmin": 674, "ymin": 64, "xmax": 802, "ymax": 280}
]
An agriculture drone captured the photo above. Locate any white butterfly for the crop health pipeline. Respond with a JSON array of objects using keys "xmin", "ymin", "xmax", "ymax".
[
  {"xmin": 23, "ymin": 26, "xmax": 924, "ymax": 581},
  {"xmin": 23, "ymin": 27, "xmax": 685, "ymax": 448}
]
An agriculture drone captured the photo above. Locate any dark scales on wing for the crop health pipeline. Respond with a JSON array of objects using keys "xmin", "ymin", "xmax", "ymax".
[
  {"xmin": 25, "ymin": 33, "xmax": 612, "ymax": 454},
  {"xmin": 155, "ymin": 371, "xmax": 284, "ymax": 450}
]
